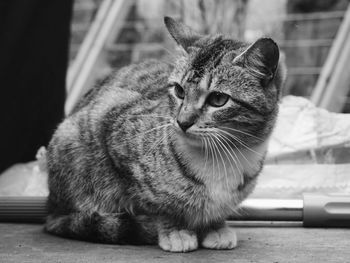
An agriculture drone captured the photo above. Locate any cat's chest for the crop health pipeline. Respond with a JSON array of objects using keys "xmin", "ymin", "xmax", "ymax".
[
  {"xmin": 184, "ymin": 142, "xmax": 267, "ymax": 225},
  {"xmin": 184, "ymin": 164, "xmax": 240, "ymax": 227},
  {"xmin": 199, "ymin": 161, "xmax": 242, "ymax": 219}
]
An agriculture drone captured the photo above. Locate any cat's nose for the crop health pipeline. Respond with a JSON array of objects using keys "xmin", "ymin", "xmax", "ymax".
[{"xmin": 177, "ymin": 120, "xmax": 193, "ymax": 132}]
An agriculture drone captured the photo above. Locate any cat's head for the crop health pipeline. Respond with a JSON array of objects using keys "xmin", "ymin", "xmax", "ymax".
[{"xmin": 164, "ymin": 17, "xmax": 286, "ymax": 149}]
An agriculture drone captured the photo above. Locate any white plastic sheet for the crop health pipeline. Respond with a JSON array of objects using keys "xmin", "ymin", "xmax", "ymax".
[
  {"xmin": 268, "ymin": 96, "xmax": 350, "ymax": 159},
  {"xmin": 252, "ymin": 164, "xmax": 350, "ymax": 199}
]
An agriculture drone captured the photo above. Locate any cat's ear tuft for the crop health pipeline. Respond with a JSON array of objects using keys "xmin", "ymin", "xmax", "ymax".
[
  {"xmin": 164, "ymin": 16, "xmax": 202, "ymax": 53},
  {"xmin": 234, "ymin": 38, "xmax": 280, "ymax": 86}
]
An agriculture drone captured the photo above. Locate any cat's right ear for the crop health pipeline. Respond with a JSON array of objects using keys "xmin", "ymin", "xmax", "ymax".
[{"xmin": 164, "ymin": 16, "xmax": 202, "ymax": 53}]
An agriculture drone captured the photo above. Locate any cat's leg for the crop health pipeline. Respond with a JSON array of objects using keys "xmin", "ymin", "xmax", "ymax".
[
  {"xmin": 45, "ymin": 211, "xmax": 128, "ymax": 244},
  {"xmin": 201, "ymin": 222, "xmax": 237, "ymax": 250},
  {"xmin": 157, "ymin": 220, "xmax": 198, "ymax": 252}
]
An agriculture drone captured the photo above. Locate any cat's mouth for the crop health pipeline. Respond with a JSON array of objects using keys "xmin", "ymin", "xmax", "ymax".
[{"xmin": 174, "ymin": 126, "xmax": 204, "ymax": 147}]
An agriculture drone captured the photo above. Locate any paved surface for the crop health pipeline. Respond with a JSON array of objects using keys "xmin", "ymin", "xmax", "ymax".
[{"xmin": 0, "ymin": 223, "xmax": 349, "ymax": 263}]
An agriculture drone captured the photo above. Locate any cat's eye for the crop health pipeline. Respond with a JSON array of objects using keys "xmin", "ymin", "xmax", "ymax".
[
  {"xmin": 174, "ymin": 83, "xmax": 185, "ymax": 99},
  {"xmin": 207, "ymin": 92, "xmax": 229, "ymax": 107}
]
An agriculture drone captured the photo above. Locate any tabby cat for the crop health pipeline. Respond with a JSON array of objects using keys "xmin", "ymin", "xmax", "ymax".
[{"xmin": 45, "ymin": 17, "xmax": 285, "ymax": 252}]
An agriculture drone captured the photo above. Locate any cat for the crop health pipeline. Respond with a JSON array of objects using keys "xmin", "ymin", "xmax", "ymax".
[{"xmin": 45, "ymin": 16, "xmax": 285, "ymax": 252}]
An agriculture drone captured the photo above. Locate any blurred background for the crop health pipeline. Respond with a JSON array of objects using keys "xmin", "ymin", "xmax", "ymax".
[{"xmin": 67, "ymin": 0, "xmax": 350, "ymax": 113}]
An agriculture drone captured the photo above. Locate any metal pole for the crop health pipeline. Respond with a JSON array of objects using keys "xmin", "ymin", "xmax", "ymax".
[
  {"xmin": 235, "ymin": 198, "xmax": 303, "ymax": 221},
  {"xmin": 0, "ymin": 194, "xmax": 350, "ymax": 227}
]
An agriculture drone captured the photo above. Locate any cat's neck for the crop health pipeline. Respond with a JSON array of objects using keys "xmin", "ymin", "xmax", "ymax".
[{"xmin": 174, "ymin": 134, "xmax": 267, "ymax": 188}]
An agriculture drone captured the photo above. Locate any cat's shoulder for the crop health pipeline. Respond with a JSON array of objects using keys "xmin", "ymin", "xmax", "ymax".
[
  {"xmin": 71, "ymin": 59, "xmax": 172, "ymax": 114},
  {"xmin": 111, "ymin": 59, "xmax": 173, "ymax": 91},
  {"xmin": 101, "ymin": 59, "xmax": 173, "ymax": 100}
]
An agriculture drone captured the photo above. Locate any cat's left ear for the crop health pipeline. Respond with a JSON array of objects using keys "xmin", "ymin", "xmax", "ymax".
[
  {"xmin": 233, "ymin": 38, "xmax": 280, "ymax": 87},
  {"xmin": 164, "ymin": 16, "xmax": 202, "ymax": 53}
]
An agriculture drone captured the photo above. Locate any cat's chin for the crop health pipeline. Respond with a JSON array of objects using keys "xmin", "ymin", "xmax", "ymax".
[{"xmin": 175, "ymin": 130, "xmax": 203, "ymax": 148}]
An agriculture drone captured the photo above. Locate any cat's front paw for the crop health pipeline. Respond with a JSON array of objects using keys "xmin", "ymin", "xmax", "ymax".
[
  {"xmin": 201, "ymin": 226, "xmax": 237, "ymax": 250},
  {"xmin": 158, "ymin": 229, "xmax": 198, "ymax": 252}
]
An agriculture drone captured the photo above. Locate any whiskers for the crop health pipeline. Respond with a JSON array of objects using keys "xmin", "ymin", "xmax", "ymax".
[
  {"xmin": 198, "ymin": 126, "xmax": 265, "ymax": 190},
  {"xmin": 215, "ymin": 127, "xmax": 264, "ymax": 157},
  {"xmin": 217, "ymin": 126, "xmax": 264, "ymax": 143},
  {"xmin": 200, "ymin": 131, "xmax": 239, "ymax": 191}
]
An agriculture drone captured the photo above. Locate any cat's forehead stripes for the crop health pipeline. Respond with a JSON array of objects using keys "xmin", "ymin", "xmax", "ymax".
[
  {"xmin": 190, "ymin": 37, "xmax": 226, "ymax": 75},
  {"xmin": 170, "ymin": 37, "xmax": 234, "ymax": 87},
  {"xmin": 189, "ymin": 37, "xmax": 243, "ymax": 78}
]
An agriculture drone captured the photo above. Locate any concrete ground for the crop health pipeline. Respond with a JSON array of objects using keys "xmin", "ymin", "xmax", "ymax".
[{"xmin": 0, "ymin": 223, "xmax": 349, "ymax": 263}]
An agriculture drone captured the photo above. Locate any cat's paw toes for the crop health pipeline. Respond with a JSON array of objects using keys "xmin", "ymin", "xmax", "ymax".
[
  {"xmin": 158, "ymin": 229, "xmax": 198, "ymax": 252},
  {"xmin": 201, "ymin": 226, "xmax": 237, "ymax": 250}
]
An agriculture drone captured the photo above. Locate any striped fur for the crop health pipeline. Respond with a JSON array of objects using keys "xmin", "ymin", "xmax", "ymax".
[{"xmin": 45, "ymin": 17, "xmax": 285, "ymax": 251}]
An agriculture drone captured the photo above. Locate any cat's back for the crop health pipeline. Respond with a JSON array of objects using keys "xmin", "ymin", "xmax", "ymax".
[{"xmin": 110, "ymin": 59, "xmax": 172, "ymax": 96}]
